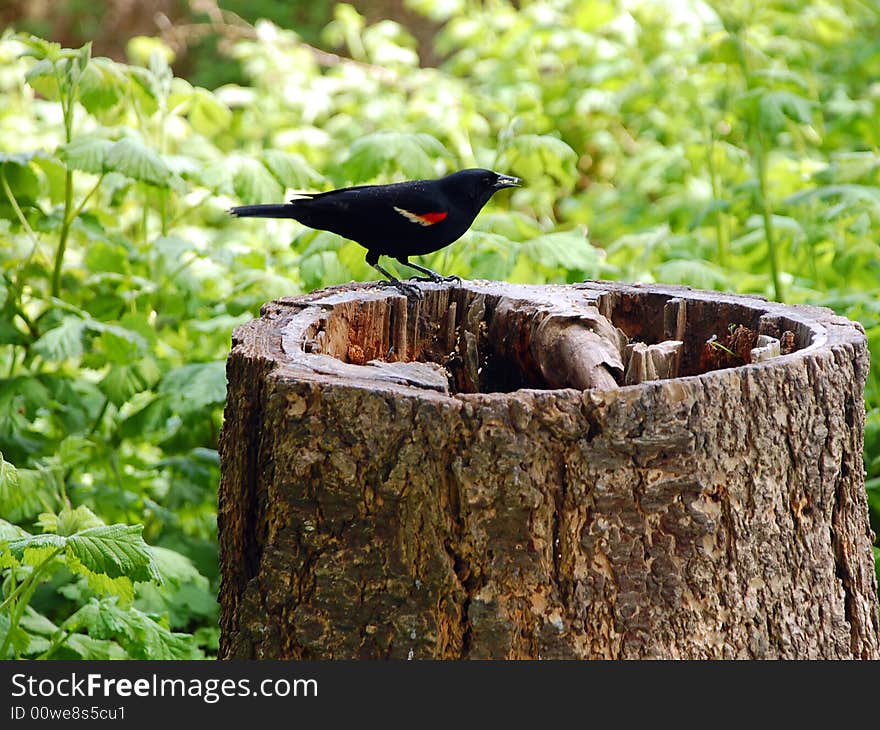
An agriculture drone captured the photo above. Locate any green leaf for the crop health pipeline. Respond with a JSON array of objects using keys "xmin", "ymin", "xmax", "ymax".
[
  {"xmin": 125, "ymin": 66, "xmax": 160, "ymax": 116},
  {"xmin": 572, "ymin": 0, "xmax": 618, "ymax": 30},
  {"xmin": 84, "ymin": 239, "xmax": 131, "ymax": 275},
  {"xmin": 55, "ymin": 505, "xmax": 105, "ymax": 536},
  {"xmin": 472, "ymin": 211, "xmax": 543, "ymax": 241},
  {"xmin": 74, "ymin": 42, "xmax": 92, "ymax": 76},
  {"xmin": 785, "ymin": 184, "xmax": 880, "ymax": 208},
  {"xmin": 189, "ymin": 88, "xmax": 233, "ymax": 136},
  {"xmin": 55, "ymin": 435, "xmax": 95, "ymax": 472},
  {"xmin": 455, "ymin": 231, "xmax": 517, "ymax": 280},
  {"xmin": 17, "ymin": 35, "xmax": 63, "ymax": 61},
  {"xmin": 59, "ymin": 135, "xmax": 113, "ymax": 175},
  {"xmin": 78, "ymin": 58, "xmax": 129, "ymax": 114},
  {"xmin": 65, "ymin": 524, "xmax": 161, "ymax": 583},
  {"xmin": 118, "ymin": 394, "xmax": 171, "ymax": 439},
  {"xmin": 32, "ymin": 317, "xmax": 87, "ymax": 361},
  {"xmin": 261, "ymin": 150, "xmax": 323, "ymax": 190},
  {"xmin": 64, "ymin": 632, "xmax": 127, "ymax": 660},
  {"xmin": 0, "ymin": 456, "xmax": 59, "ymax": 524},
  {"xmin": 17, "ymin": 607, "xmax": 58, "ymax": 639},
  {"xmin": 655, "ymin": 259, "xmax": 729, "ymax": 289},
  {"xmin": 341, "ymin": 132, "xmax": 451, "ymax": 181},
  {"xmin": 230, "ymin": 157, "xmax": 283, "ymax": 204},
  {"xmin": 0, "ymin": 613, "xmax": 31, "ymax": 658},
  {"xmin": 198, "ymin": 160, "xmax": 233, "ymax": 195},
  {"xmin": 71, "ymin": 599, "xmax": 200, "ymax": 659},
  {"xmin": 105, "ymin": 138, "xmax": 173, "ymax": 188},
  {"xmin": 96, "ymin": 327, "xmax": 146, "ymax": 364},
  {"xmin": 151, "ymin": 234, "xmax": 198, "ymax": 270},
  {"xmin": 148, "ymin": 48, "xmax": 174, "ymax": 98},
  {"xmin": 814, "ymin": 152, "xmax": 880, "ymax": 185},
  {"xmin": 761, "ymin": 90, "xmax": 813, "ymax": 129},
  {"xmin": 23, "ymin": 58, "xmax": 60, "ymax": 99},
  {"xmin": 298, "ymin": 230, "xmax": 346, "ymax": 257},
  {"xmin": 99, "ymin": 359, "xmax": 161, "ymax": 407},
  {"xmin": 0, "ymin": 155, "xmax": 41, "ymax": 204},
  {"xmin": 126, "ymin": 36, "xmax": 175, "ymax": 69},
  {"xmin": 499, "ymin": 134, "xmax": 578, "ymax": 189},
  {"xmin": 84, "ymin": 319, "xmax": 148, "ymax": 352},
  {"xmin": 0, "ymin": 518, "xmax": 27, "ymax": 542},
  {"xmin": 300, "ymin": 250, "xmax": 350, "ymax": 290},
  {"xmin": 158, "ymin": 361, "xmax": 227, "ymax": 416},
  {"xmin": 147, "ymin": 546, "xmax": 204, "ymax": 585},
  {"xmin": 8, "ymin": 534, "xmax": 66, "ymax": 556},
  {"xmin": 71, "ymin": 569, "xmax": 135, "ymax": 605},
  {"xmin": 0, "ymin": 150, "xmax": 49, "ymax": 167},
  {"xmin": 739, "ymin": 89, "xmax": 815, "ymax": 134},
  {"xmin": 520, "ymin": 230, "xmax": 600, "ymax": 271},
  {"xmin": 689, "ymin": 199, "xmax": 731, "ymax": 231}
]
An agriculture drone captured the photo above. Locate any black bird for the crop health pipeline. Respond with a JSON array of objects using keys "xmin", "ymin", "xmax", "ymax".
[{"xmin": 229, "ymin": 168, "xmax": 521, "ymax": 294}]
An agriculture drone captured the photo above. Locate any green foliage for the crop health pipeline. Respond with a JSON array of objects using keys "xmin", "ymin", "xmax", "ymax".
[
  {"xmin": 1, "ymin": 0, "xmax": 879, "ymax": 657},
  {"xmin": 0, "ymin": 503, "xmax": 202, "ymax": 658}
]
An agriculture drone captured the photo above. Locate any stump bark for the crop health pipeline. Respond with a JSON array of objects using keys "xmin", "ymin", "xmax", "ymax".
[{"xmin": 218, "ymin": 280, "xmax": 880, "ymax": 659}]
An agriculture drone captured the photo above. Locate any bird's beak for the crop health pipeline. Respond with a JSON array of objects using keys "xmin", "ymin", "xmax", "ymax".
[{"xmin": 494, "ymin": 174, "xmax": 522, "ymax": 189}]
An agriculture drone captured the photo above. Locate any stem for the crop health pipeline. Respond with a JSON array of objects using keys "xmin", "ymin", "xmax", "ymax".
[
  {"xmin": 2, "ymin": 169, "xmax": 43, "ymax": 342},
  {"xmin": 142, "ymin": 203, "xmax": 148, "ymax": 248},
  {"xmin": 51, "ymin": 79, "xmax": 77, "ymax": 299},
  {"xmin": 158, "ymin": 97, "xmax": 169, "ymax": 236},
  {"xmin": 87, "ymin": 397, "xmax": 110, "ymax": 437},
  {"xmin": 6, "ymin": 348, "xmax": 17, "ymax": 378},
  {"xmin": 12, "ymin": 303, "xmax": 39, "ymax": 340},
  {"xmin": 49, "ymin": 173, "xmax": 105, "ymax": 301},
  {"xmin": 0, "ymin": 550, "xmax": 59, "ymax": 614},
  {"xmin": 66, "ymin": 174, "xmax": 105, "ymax": 225},
  {"xmin": 58, "ymin": 396, "xmax": 109, "ymax": 488},
  {"xmin": 38, "ymin": 627, "xmax": 72, "ymax": 660},
  {"xmin": 159, "ymin": 190, "xmax": 169, "ymax": 236},
  {"xmin": 733, "ymin": 30, "xmax": 783, "ymax": 301},
  {"xmin": 50, "ymin": 167, "xmax": 73, "ymax": 299},
  {"xmin": 753, "ymin": 138, "xmax": 783, "ymax": 301},
  {"xmin": 157, "ymin": 251, "xmax": 200, "ymax": 292},
  {"xmin": 0, "ymin": 547, "xmax": 63, "ymax": 658},
  {"xmin": 168, "ymin": 191, "xmax": 211, "ymax": 228},
  {"xmin": 50, "ymin": 57, "xmax": 86, "ymax": 299},
  {"xmin": 705, "ymin": 127, "xmax": 728, "ymax": 268},
  {"xmin": 1, "ymin": 169, "xmax": 41, "ymax": 259}
]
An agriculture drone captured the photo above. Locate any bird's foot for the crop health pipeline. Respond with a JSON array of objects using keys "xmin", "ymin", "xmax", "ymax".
[
  {"xmin": 385, "ymin": 279, "xmax": 423, "ymax": 299},
  {"xmin": 411, "ymin": 273, "xmax": 462, "ymax": 285}
]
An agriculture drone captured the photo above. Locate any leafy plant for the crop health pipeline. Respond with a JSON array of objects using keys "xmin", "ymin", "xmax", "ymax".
[{"xmin": 0, "ymin": 493, "xmax": 202, "ymax": 658}]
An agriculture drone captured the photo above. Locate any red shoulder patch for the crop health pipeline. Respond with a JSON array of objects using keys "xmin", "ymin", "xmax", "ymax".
[{"xmin": 394, "ymin": 207, "xmax": 448, "ymax": 226}]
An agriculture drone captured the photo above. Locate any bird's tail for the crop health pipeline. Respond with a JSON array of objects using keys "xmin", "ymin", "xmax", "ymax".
[{"xmin": 229, "ymin": 203, "xmax": 298, "ymax": 218}]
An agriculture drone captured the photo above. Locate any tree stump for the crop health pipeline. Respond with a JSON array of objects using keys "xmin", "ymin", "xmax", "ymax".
[{"xmin": 218, "ymin": 280, "xmax": 879, "ymax": 659}]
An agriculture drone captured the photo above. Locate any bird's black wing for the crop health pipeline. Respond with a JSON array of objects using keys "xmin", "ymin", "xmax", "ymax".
[{"xmin": 288, "ymin": 180, "xmax": 454, "ymax": 247}]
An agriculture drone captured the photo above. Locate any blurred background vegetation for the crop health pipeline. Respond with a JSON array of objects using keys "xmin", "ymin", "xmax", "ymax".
[{"xmin": 0, "ymin": 0, "xmax": 878, "ymax": 658}]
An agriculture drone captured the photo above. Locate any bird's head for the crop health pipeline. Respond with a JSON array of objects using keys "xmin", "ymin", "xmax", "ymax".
[{"xmin": 442, "ymin": 168, "xmax": 521, "ymax": 209}]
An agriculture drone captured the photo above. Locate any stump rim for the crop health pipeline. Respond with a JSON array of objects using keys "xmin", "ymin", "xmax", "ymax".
[{"xmin": 246, "ymin": 279, "xmax": 865, "ymax": 401}]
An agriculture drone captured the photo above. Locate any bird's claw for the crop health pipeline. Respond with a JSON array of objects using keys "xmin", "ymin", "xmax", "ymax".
[
  {"xmin": 411, "ymin": 274, "xmax": 462, "ymax": 285},
  {"xmin": 386, "ymin": 280, "xmax": 423, "ymax": 299}
]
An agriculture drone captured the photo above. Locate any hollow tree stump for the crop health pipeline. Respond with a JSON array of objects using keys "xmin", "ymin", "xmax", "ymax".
[{"xmin": 218, "ymin": 281, "xmax": 880, "ymax": 659}]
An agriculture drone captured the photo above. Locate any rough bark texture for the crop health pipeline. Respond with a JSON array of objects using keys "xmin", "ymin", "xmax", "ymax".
[{"xmin": 218, "ymin": 280, "xmax": 879, "ymax": 659}]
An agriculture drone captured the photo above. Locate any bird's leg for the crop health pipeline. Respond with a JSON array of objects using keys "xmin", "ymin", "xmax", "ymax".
[
  {"xmin": 366, "ymin": 251, "xmax": 422, "ymax": 298},
  {"xmin": 395, "ymin": 257, "xmax": 461, "ymax": 284}
]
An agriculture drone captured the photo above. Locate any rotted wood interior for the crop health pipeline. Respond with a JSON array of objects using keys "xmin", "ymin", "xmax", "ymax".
[{"xmin": 283, "ymin": 283, "xmax": 811, "ymax": 393}]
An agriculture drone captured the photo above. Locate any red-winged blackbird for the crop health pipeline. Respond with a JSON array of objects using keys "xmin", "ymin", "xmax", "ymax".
[{"xmin": 230, "ymin": 168, "xmax": 521, "ymax": 294}]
